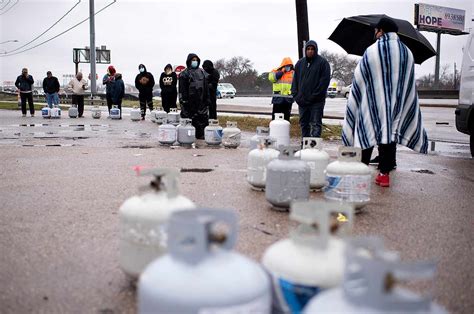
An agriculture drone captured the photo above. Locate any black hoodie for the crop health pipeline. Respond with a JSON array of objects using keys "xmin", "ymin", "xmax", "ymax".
[
  {"xmin": 202, "ymin": 60, "xmax": 220, "ymax": 92},
  {"xmin": 134, "ymin": 64, "xmax": 155, "ymax": 101},
  {"xmin": 159, "ymin": 64, "xmax": 177, "ymax": 95},
  {"xmin": 291, "ymin": 40, "xmax": 331, "ymax": 106},
  {"xmin": 179, "ymin": 53, "xmax": 210, "ymax": 117}
]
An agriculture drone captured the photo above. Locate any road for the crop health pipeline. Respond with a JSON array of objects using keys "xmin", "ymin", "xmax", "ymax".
[{"xmin": 0, "ymin": 108, "xmax": 473, "ymax": 313}]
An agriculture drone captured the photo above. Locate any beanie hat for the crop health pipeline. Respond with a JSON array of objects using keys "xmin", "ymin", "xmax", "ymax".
[{"xmin": 375, "ymin": 17, "xmax": 399, "ymax": 33}]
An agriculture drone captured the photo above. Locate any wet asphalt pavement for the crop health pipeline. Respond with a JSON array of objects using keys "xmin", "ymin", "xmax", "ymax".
[{"xmin": 0, "ymin": 109, "xmax": 473, "ymax": 313}]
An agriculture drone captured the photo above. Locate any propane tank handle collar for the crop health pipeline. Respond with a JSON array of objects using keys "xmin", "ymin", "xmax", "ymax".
[{"xmin": 140, "ymin": 168, "xmax": 180, "ymax": 198}]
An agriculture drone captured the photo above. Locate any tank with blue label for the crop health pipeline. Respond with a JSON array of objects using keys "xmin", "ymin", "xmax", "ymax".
[
  {"xmin": 262, "ymin": 200, "xmax": 354, "ymax": 314},
  {"xmin": 110, "ymin": 105, "xmax": 121, "ymax": 119},
  {"xmin": 138, "ymin": 209, "xmax": 271, "ymax": 314},
  {"xmin": 41, "ymin": 105, "xmax": 51, "ymax": 119},
  {"xmin": 204, "ymin": 119, "xmax": 223, "ymax": 146},
  {"xmin": 304, "ymin": 237, "xmax": 447, "ymax": 314}
]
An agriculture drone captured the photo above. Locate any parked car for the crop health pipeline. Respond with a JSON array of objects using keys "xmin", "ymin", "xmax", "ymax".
[
  {"xmin": 327, "ymin": 86, "xmax": 337, "ymax": 98},
  {"xmin": 455, "ymin": 31, "xmax": 474, "ymax": 157},
  {"xmin": 217, "ymin": 83, "xmax": 236, "ymax": 99},
  {"xmin": 342, "ymin": 84, "xmax": 352, "ymax": 98}
]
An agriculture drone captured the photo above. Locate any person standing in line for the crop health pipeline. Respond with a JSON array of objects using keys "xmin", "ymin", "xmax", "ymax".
[
  {"xmin": 42, "ymin": 71, "xmax": 60, "ymax": 109},
  {"xmin": 342, "ymin": 17, "xmax": 428, "ymax": 187},
  {"xmin": 179, "ymin": 53, "xmax": 210, "ymax": 139},
  {"xmin": 15, "ymin": 68, "xmax": 35, "ymax": 117},
  {"xmin": 159, "ymin": 64, "xmax": 178, "ymax": 113},
  {"xmin": 291, "ymin": 40, "xmax": 331, "ymax": 138},
  {"xmin": 268, "ymin": 57, "xmax": 294, "ymax": 121},
  {"xmin": 111, "ymin": 73, "xmax": 125, "ymax": 119},
  {"xmin": 103, "ymin": 65, "xmax": 116, "ymax": 114},
  {"xmin": 202, "ymin": 60, "xmax": 220, "ymax": 120},
  {"xmin": 67, "ymin": 72, "xmax": 88, "ymax": 118},
  {"xmin": 135, "ymin": 64, "xmax": 155, "ymax": 120}
]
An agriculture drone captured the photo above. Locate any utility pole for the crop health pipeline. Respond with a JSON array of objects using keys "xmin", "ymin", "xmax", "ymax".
[
  {"xmin": 89, "ymin": 0, "xmax": 96, "ymax": 95},
  {"xmin": 454, "ymin": 62, "xmax": 457, "ymax": 89},
  {"xmin": 434, "ymin": 32, "xmax": 441, "ymax": 89},
  {"xmin": 295, "ymin": 0, "xmax": 309, "ymax": 59}
]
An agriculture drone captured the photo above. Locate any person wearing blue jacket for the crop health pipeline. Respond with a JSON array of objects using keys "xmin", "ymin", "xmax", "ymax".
[
  {"xmin": 111, "ymin": 73, "xmax": 125, "ymax": 119},
  {"xmin": 15, "ymin": 68, "xmax": 35, "ymax": 117},
  {"xmin": 291, "ymin": 40, "xmax": 331, "ymax": 138}
]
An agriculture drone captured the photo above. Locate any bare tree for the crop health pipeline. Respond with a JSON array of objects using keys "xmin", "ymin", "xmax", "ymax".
[{"xmin": 320, "ymin": 50, "xmax": 359, "ymax": 86}]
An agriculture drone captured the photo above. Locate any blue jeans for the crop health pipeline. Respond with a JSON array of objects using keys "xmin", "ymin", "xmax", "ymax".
[
  {"xmin": 298, "ymin": 102, "xmax": 325, "ymax": 137},
  {"xmin": 45, "ymin": 93, "xmax": 59, "ymax": 108}
]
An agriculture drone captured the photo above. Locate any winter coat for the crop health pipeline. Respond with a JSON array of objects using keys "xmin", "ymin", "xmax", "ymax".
[
  {"xmin": 42, "ymin": 76, "xmax": 60, "ymax": 94},
  {"xmin": 102, "ymin": 74, "xmax": 115, "ymax": 95},
  {"xmin": 179, "ymin": 53, "xmax": 210, "ymax": 118},
  {"xmin": 67, "ymin": 78, "xmax": 88, "ymax": 95},
  {"xmin": 111, "ymin": 73, "xmax": 125, "ymax": 104},
  {"xmin": 342, "ymin": 33, "xmax": 428, "ymax": 153},
  {"xmin": 134, "ymin": 64, "xmax": 155, "ymax": 101},
  {"xmin": 15, "ymin": 74, "xmax": 34, "ymax": 93},
  {"xmin": 291, "ymin": 40, "xmax": 331, "ymax": 106},
  {"xmin": 202, "ymin": 60, "xmax": 220, "ymax": 92},
  {"xmin": 159, "ymin": 64, "xmax": 178, "ymax": 96}
]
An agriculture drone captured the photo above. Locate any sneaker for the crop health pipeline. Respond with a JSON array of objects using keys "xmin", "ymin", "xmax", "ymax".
[
  {"xmin": 375, "ymin": 173, "xmax": 390, "ymax": 187},
  {"xmin": 141, "ymin": 116, "xmax": 145, "ymax": 121},
  {"xmin": 369, "ymin": 156, "xmax": 380, "ymax": 165}
]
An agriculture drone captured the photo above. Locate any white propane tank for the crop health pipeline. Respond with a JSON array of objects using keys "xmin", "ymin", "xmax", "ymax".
[
  {"xmin": 222, "ymin": 121, "xmax": 241, "ymax": 148},
  {"xmin": 262, "ymin": 200, "xmax": 354, "ymax": 313},
  {"xmin": 41, "ymin": 106, "xmax": 51, "ymax": 119},
  {"xmin": 119, "ymin": 168, "xmax": 196, "ymax": 278},
  {"xmin": 138, "ymin": 209, "xmax": 272, "ymax": 314},
  {"xmin": 91, "ymin": 105, "xmax": 101, "ymax": 119},
  {"xmin": 177, "ymin": 118, "xmax": 196, "ymax": 145},
  {"xmin": 249, "ymin": 126, "xmax": 270, "ymax": 150},
  {"xmin": 155, "ymin": 107, "xmax": 168, "ymax": 125},
  {"xmin": 110, "ymin": 106, "xmax": 121, "ymax": 119},
  {"xmin": 269, "ymin": 113, "xmax": 290, "ymax": 149},
  {"xmin": 150, "ymin": 108, "xmax": 157, "ymax": 123},
  {"xmin": 130, "ymin": 107, "xmax": 141, "ymax": 121},
  {"xmin": 325, "ymin": 147, "xmax": 371, "ymax": 210},
  {"xmin": 50, "ymin": 105, "xmax": 61, "ymax": 119},
  {"xmin": 295, "ymin": 137, "xmax": 330, "ymax": 190},
  {"xmin": 265, "ymin": 146, "xmax": 310, "ymax": 210},
  {"xmin": 247, "ymin": 137, "xmax": 280, "ymax": 191},
  {"xmin": 158, "ymin": 120, "xmax": 177, "ymax": 145},
  {"xmin": 68, "ymin": 104, "xmax": 78, "ymax": 118},
  {"xmin": 204, "ymin": 119, "xmax": 223, "ymax": 146},
  {"xmin": 167, "ymin": 108, "xmax": 180, "ymax": 126},
  {"xmin": 304, "ymin": 237, "xmax": 447, "ymax": 314}
]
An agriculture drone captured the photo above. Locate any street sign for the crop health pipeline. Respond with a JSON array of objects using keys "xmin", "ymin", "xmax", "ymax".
[{"xmin": 175, "ymin": 65, "xmax": 186, "ymax": 78}]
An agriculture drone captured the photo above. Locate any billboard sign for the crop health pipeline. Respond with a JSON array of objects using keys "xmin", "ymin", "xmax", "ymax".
[{"xmin": 415, "ymin": 3, "xmax": 465, "ymax": 33}]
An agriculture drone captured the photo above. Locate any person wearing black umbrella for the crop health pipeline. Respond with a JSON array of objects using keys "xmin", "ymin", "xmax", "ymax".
[{"xmin": 342, "ymin": 17, "xmax": 428, "ymax": 188}]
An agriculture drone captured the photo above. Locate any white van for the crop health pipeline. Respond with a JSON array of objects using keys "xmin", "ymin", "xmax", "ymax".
[{"xmin": 455, "ymin": 31, "xmax": 474, "ymax": 157}]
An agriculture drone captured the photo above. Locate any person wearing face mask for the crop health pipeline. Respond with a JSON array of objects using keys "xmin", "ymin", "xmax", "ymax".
[
  {"xmin": 268, "ymin": 57, "xmax": 295, "ymax": 121},
  {"xmin": 202, "ymin": 60, "xmax": 220, "ymax": 120},
  {"xmin": 179, "ymin": 53, "xmax": 210, "ymax": 139},
  {"xmin": 102, "ymin": 65, "xmax": 116, "ymax": 114},
  {"xmin": 159, "ymin": 64, "xmax": 178, "ymax": 113},
  {"xmin": 134, "ymin": 64, "xmax": 155, "ymax": 120},
  {"xmin": 15, "ymin": 68, "xmax": 35, "ymax": 117},
  {"xmin": 67, "ymin": 72, "xmax": 88, "ymax": 118}
]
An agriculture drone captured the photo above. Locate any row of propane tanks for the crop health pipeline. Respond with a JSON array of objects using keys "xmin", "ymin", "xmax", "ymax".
[{"xmin": 118, "ymin": 169, "xmax": 446, "ymax": 313}]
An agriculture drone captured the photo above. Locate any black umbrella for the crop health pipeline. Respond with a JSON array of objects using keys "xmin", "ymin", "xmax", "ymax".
[{"xmin": 328, "ymin": 14, "xmax": 436, "ymax": 64}]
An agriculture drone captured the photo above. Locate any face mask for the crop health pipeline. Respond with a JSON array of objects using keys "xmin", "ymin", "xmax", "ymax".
[
  {"xmin": 139, "ymin": 68, "xmax": 145, "ymax": 73},
  {"xmin": 285, "ymin": 66, "xmax": 291, "ymax": 72},
  {"xmin": 191, "ymin": 60, "xmax": 198, "ymax": 68}
]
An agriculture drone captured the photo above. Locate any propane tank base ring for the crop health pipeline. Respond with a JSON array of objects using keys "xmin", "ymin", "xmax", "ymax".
[
  {"xmin": 250, "ymin": 186, "xmax": 265, "ymax": 192},
  {"xmin": 271, "ymin": 204, "xmax": 289, "ymax": 212}
]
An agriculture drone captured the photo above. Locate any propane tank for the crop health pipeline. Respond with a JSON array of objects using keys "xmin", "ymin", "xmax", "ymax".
[
  {"xmin": 155, "ymin": 107, "xmax": 168, "ymax": 125},
  {"xmin": 269, "ymin": 113, "xmax": 290, "ymax": 149},
  {"xmin": 325, "ymin": 147, "xmax": 371, "ymax": 210},
  {"xmin": 138, "ymin": 209, "xmax": 272, "ymax": 314},
  {"xmin": 263, "ymin": 200, "xmax": 354, "ymax": 313},
  {"xmin": 222, "ymin": 121, "xmax": 241, "ymax": 148},
  {"xmin": 150, "ymin": 108, "xmax": 157, "ymax": 123},
  {"xmin": 265, "ymin": 146, "xmax": 310, "ymax": 210},
  {"xmin": 110, "ymin": 105, "xmax": 121, "ymax": 119},
  {"xmin": 41, "ymin": 105, "xmax": 51, "ymax": 119},
  {"xmin": 119, "ymin": 168, "xmax": 195, "ymax": 278},
  {"xmin": 167, "ymin": 108, "xmax": 180, "ymax": 126},
  {"xmin": 50, "ymin": 104, "xmax": 61, "ymax": 119},
  {"xmin": 177, "ymin": 118, "xmax": 196, "ymax": 145},
  {"xmin": 68, "ymin": 104, "xmax": 78, "ymax": 118},
  {"xmin": 247, "ymin": 137, "xmax": 280, "ymax": 191},
  {"xmin": 304, "ymin": 237, "xmax": 447, "ymax": 314},
  {"xmin": 295, "ymin": 137, "xmax": 330, "ymax": 190},
  {"xmin": 130, "ymin": 107, "xmax": 141, "ymax": 121},
  {"xmin": 91, "ymin": 105, "xmax": 101, "ymax": 119},
  {"xmin": 249, "ymin": 126, "xmax": 270, "ymax": 150},
  {"xmin": 158, "ymin": 120, "xmax": 177, "ymax": 145},
  {"xmin": 204, "ymin": 119, "xmax": 223, "ymax": 146}
]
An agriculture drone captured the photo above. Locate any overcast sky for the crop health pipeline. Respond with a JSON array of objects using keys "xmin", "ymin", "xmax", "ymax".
[{"xmin": 1, "ymin": 0, "xmax": 473, "ymax": 86}]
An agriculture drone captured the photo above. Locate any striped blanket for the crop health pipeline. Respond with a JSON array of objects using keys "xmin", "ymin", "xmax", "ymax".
[{"xmin": 342, "ymin": 32, "xmax": 428, "ymax": 154}]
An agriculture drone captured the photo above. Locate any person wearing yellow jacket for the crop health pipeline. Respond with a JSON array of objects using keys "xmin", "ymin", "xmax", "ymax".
[{"xmin": 268, "ymin": 57, "xmax": 294, "ymax": 121}]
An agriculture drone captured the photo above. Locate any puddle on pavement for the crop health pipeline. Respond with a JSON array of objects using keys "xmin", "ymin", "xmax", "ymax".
[
  {"xmin": 121, "ymin": 145, "xmax": 154, "ymax": 149},
  {"xmin": 180, "ymin": 168, "xmax": 214, "ymax": 173},
  {"xmin": 411, "ymin": 169, "xmax": 435, "ymax": 175}
]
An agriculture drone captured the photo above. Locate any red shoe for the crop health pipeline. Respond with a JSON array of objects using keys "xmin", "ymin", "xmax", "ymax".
[{"xmin": 375, "ymin": 173, "xmax": 390, "ymax": 187}]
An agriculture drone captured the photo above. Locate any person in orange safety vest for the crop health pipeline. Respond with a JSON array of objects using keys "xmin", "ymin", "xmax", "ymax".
[{"xmin": 268, "ymin": 57, "xmax": 294, "ymax": 121}]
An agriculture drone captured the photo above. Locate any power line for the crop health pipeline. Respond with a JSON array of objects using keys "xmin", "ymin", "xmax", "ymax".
[
  {"xmin": 7, "ymin": 0, "xmax": 81, "ymax": 54},
  {"xmin": 0, "ymin": 0, "xmax": 18, "ymax": 15},
  {"xmin": 0, "ymin": 0, "xmax": 116, "ymax": 57},
  {"xmin": 0, "ymin": 0, "xmax": 11, "ymax": 10}
]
